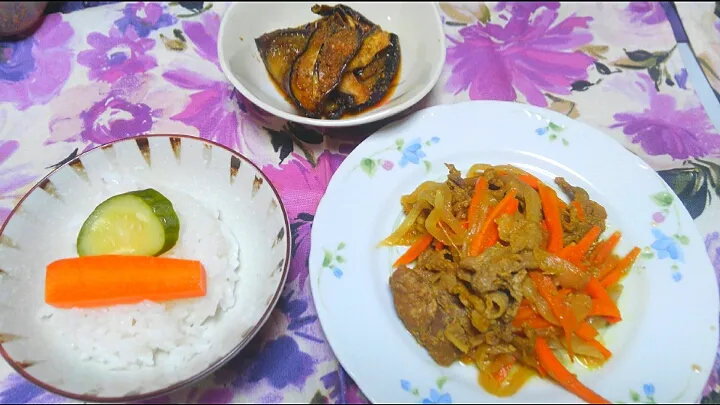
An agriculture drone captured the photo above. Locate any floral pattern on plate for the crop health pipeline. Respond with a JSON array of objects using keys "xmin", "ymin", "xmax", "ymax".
[
  {"xmin": 535, "ymin": 120, "xmax": 570, "ymax": 146},
  {"xmin": 401, "ymin": 377, "xmax": 451, "ymax": 404},
  {"xmin": 642, "ymin": 190, "xmax": 690, "ymax": 282},
  {"xmin": 356, "ymin": 137, "xmax": 441, "ymax": 177},
  {"xmin": 321, "ymin": 243, "xmax": 347, "ymax": 280}
]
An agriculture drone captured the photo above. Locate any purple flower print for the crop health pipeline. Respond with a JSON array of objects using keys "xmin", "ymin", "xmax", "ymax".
[
  {"xmin": 77, "ymin": 26, "xmax": 157, "ymax": 84},
  {"xmin": 445, "ymin": 6, "xmax": 593, "ymax": 106},
  {"xmin": 278, "ymin": 289, "xmax": 323, "ymax": 343},
  {"xmin": 611, "ymin": 74, "xmax": 720, "ymax": 159},
  {"xmin": 1, "ymin": 41, "xmax": 34, "ymax": 82},
  {"xmin": 164, "ymin": 13, "xmax": 269, "ymax": 158},
  {"xmin": 78, "ymin": 95, "xmax": 153, "ymax": 145},
  {"xmin": 0, "ymin": 374, "xmax": 64, "ymax": 404},
  {"xmin": 163, "ymin": 72, "xmax": 240, "ymax": 147},
  {"xmin": 0, "ymin": 14, "xmax": 73, "ymax": 110},
  {"xmin": 626, "ymin": 2, "xmax": 667, "ymax": 25},
  {"xmin": 115, "ymin": 2, "xmax": 176, "ymax": 38},
  {"xmin": 652, "ymin": 212, "xmax": 665, "ymax": 223},
  {"xmin": 182, "ymin": 11, "xmax": 221, "ymax": 69},
  {"xmin": 263, "ymin": 151, "xmax": 344, "ymax": 286},
  {"xmin": 321, "ymin": 368, "xmax": 369, "ymax": 404},
  {"xmin": 320, "ymin": 370, "xmax": 343, "ymax": 402},
  {"xmin": 494, "ymin": 2, "xmax": 560, "ymax": 16},
  {"xmin": 674, "ymin": 68, "xmax": 688, "ymax": 90},
  {"xmin": 247, "ymin": 335, "xmax": 316, "ymax": 390},
  {"xmin": 0, "ymin": 139, "xmax": 38, "ymax": 224},
  {"xmin": 46, "ymin": 74, "xmax": 187, "ymax": 148}
]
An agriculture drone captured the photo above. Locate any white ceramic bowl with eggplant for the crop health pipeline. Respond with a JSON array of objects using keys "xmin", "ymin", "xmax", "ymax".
[
  {"xmin": 0, "ymin": 135, "xmax": 291, "ymax": 402},
  {"xmin": 217, "ymin": 2, "xmax": 446, "ymax": 127}
]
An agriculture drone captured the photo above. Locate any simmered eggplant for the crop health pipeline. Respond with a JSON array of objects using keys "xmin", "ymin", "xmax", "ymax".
[
  {"xmin": 255, "ymin": 23, "xmax": 318, "ymax": 94},
  {"xmin": 316, "ymin": 27, "xmax": 398, "ymax": 118},
  {"xmin": 255, "ymin": 4, "xmax": 401, "ymax": 120},
  {"xmin": 311, "ymin": 3, "xmax": 376, "ymax": 35},
  {"xmin": 335, "ymin": 32, "xmax": 400, "ymax": 113},
  {"xmin": 289, "ymin": 9, "xmax": 364, "ymax": 117},
  {"xmin": 346, "ymin": 26, "xmax": 392, "ymax": 72}
]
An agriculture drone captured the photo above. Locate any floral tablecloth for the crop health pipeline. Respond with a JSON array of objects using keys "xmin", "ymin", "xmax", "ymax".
[{"xmin": 1, "ymin": 1, "xmax": 720, "ymax": 404}]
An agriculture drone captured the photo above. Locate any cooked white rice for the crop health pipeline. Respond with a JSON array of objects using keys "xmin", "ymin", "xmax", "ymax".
[{"xmin": 36, "ymin": 186, "xmax": 242, "ymax": 371}]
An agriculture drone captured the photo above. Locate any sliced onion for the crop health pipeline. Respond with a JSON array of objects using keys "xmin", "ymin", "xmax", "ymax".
[
  {"xmin": 560, "ymin": 336, "xmax": 605, "ymax": 360},
  {"xmin": 534, "ymin": 248, "xmax": 589, "ymax": 290},
  {"xmin": 521, "ymin": 277, "xmax": 559, "ymax": 325},
  {"xmin": 567, "ymin": 293, "xmax": 593, "ymax": 321},
  {"xmin": 467, "ymin": 163, "xmax": 493, "ymax": 177},
  {"xmin": 400, "ymin": 181, "xmax": 443, "ymax": 206}
]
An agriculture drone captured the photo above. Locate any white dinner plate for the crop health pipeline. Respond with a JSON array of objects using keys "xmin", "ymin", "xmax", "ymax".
[{"xmin": 309, "ymin": 101, "xmax": 719, "ymax": 403}]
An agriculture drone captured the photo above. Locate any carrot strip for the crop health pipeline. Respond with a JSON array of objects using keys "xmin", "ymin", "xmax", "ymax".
[
  {"xmin": 535, "ymin": 337, "xmax": 611, "ymax": 404},
  {"xmin": 562, "ymin": 226, "xmax": 602, "ymax": 266},
  {"xmin": 491, "ymin": 355, "xmax": 517, "ymax": 382},
  {"xmin": 469, "ymin": 189, "xmax": 518, "ymax": 256},
  {"xmin": 518, "ymin": 174, "xmax": 540, "ymax": 190},
  {"xmin": 513, "ymin": 314, "xmax": 553, "ymax": 329},
  {"xmin": 479, "ymin": 197, "xmax": 520, "ymax": 251},
  {"xmin": 586, "ymin": 278, "xmax": 622, "ymax": 321},
  {"xmin": 525, "ymin": 316, "xmax": 553, "ymax": 329},
  {"xmin": 600, "ymin": 247, "xmax": 641, "ymax": 288},
  {"xmin": 558, "ymin": 243, "xmax": 576, "ymax": 259},
  {"xmin": 45, "ymin": 255, "xmax": 206, "ymax": 308},
  {"xmin": 587, "ymin": 339, "xmax": 612, "ymax": 360},
  {"xmin": 497, "ymin": 170, "xmax": 541, "ymax": 190},
  {"xmin": 591, "ymin": 231, "xmax": 621, "ymax": 266},
  {"xmin": 394, "ymin": 233, "xmax": 434, "ymax": 267},
  {"xmin": 467, "ymin": 177, "xmax": 489, "ymax": 229},
  {"xmin": 573, "ymin": 226, "xmax": 602, "ymax": 260},
  {"xmin": 481, "ymin": 225, "xmax": 500, "ymax": 251},
  {"xmin": 597, "ymin": 255, "xmax": 620, "ymax": 280},
  {"xmin": 575, "ymin": 321, "xmax": 599, "ymax": 341},
  {"xmin": 538, "ymin": 183, "xmax": 564, "ymax": 253},
  {"xmin": 541, "ymin": 220, "xmax": 550, "ymax": 250},
  {"xmin": 514, "ymin": 306, "xmax": 537, "ymax": 322},
  {"xmin": 537, "ymin": 364, "xmax": 548, "ymax": 378},
  {"xmin": 434, "ymin": 240, "xmax": 444, "ymax": 251},
  {"xmin": 506, "ymin": 197, "xmax": 520, "ymax": 215},
  {"xmin": 529, "ymin": 272, "xmax": 578, "ymax": 361}
]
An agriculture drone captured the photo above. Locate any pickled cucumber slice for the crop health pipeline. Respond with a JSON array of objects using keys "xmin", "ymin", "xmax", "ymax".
[{"xmin": 77, "ymin": 189, "xmax": 180, "ymax": 257}]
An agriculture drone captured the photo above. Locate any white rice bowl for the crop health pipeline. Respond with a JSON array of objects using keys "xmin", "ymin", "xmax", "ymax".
[
  {"xmin": 38, "ymin": 184, "xmax": 243, "ymax": 371},
  {"xmin": 0, "ymin": 136, "xmax": 290, "ymax": 400}
]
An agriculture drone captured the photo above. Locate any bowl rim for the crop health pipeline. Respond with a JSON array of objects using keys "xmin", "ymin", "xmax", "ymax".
[
  {"xmin": 217, "ymin": 1, "xmax": 446, "ymax": 128},
  {"xmin": 0, "ymin": 134, "xmax": 292, "ymax": 403}
]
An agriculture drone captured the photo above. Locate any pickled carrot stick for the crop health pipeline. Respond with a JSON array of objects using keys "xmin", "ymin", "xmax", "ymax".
[{"xmin": 45, "ymin": 255, "xmax": 206, "ymax": 308}]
